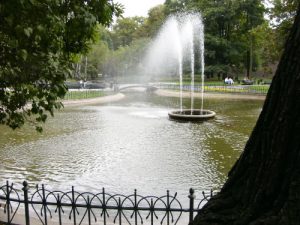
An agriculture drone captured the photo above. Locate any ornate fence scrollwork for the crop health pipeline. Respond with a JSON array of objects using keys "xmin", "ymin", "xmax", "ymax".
[
  {"xmin": 0, "ymin": 181, "xmax": 21, "ymax": 224},
  {"xmin": 0, "ymin": 181, "xmax": 215, "ymax": 225}
]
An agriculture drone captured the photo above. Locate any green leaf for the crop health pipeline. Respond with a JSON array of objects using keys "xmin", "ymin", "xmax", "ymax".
[
  {"xmin": 20, "ymin": 49, "xmax": 28, "ymax": 60},
  {"xmin": 24, "ymin": 27, "xmax": 33, "ymax": 37},
  {"xmin": 36, "ymin": 126, "xmax": 43, "ymax": 133}
]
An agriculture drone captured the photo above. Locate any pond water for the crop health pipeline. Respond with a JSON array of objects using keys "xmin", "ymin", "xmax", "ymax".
[{"xmin": 0, "ymin": 92, "xmax": 264, "ymax": 200}]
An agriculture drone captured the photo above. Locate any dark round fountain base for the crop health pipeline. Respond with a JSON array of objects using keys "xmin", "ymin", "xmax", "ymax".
[{"xmin": 168, "ymin": 109, "xmax": 216, "ymax": 122}]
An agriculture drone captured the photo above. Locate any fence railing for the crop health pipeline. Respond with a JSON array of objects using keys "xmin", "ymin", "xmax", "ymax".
[
  {"xmin": 155, "ymin": 83, "xmax": 269, "ymax": 95},
  {"xmin": 0, "ymin": 181, "xmax": 215, "ymax": 225}
]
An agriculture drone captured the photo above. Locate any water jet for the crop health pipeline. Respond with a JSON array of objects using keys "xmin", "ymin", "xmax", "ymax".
[{"xmin": 143, "ymin": 13, "xmax": 215, "ymax": 121}]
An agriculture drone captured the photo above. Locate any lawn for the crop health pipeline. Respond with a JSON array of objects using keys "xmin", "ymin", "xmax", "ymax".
[{"xmin": 63, "ymin": 90, "xmax": 110, "ymax": 100}]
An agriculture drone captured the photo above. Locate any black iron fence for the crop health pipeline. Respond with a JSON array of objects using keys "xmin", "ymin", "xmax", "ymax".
[{"xmin": 0, "ymin": 181, "xmax": 215, "ymax": 225}]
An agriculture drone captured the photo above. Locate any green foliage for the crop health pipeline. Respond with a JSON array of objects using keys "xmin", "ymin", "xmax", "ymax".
[
  {"xmin": 269, "ymin": 0, "xmax": 298, "ymax": 52},
  {"xmin": 86, "ymin": 41, "xmax": 110, "ymax": 79},
  {"xmin": 111, "ymin": 17, "xmax": 145, "ymax": 49},
  {"xmin": 164, "ymin": 0, "xmax": 267, "ymax": 78},
  {"xmin": 80, "ymin": 3, "xmax": 166, "ymax": 82},
  {"xmin": 69, "ymin": 0, "xmax": 297, "ymax": 95},
  {"xmin": 142, "ymin": 5, "xmax": 167, "ymax": 37},
  {"xmin": 164, "ymin": 0, "xmax": 187, "ymax": 15},
  {"xmin": 102, "ymin": 38, "xmax": 151, "ymax": 80},
  {"xmin": 0, "ymin": 0, "xmax": 121, "ymax": 131}
]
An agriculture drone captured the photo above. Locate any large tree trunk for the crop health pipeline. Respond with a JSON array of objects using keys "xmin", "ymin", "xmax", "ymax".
[{"xmin": 193, "ymin": 5, "xmax": 300, "ymax": 225}]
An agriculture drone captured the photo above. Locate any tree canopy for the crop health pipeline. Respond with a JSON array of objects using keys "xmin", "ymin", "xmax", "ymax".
[
  {"xmin": 87, "ymin": 0, "xmax": 285, "ymax": 82},
  {"xmin": 0, "ymin": 0, "xmax": 122, "ymax": 131}
]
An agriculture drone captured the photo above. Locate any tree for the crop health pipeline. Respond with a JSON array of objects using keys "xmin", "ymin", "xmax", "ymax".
[
  {"xmin": 164, "ymin": 0, "xmax": 187, "ymax": 15},
  {"xmin": 142, "ymin": 4, "xmax": 166, "ymax": 38},
  {"xmin": 238, "ymin": 0, "xmax": 265, "ymax": 78},
  {"xmin": 249, "ymin": 22, "xmax": 281, "ymax": 77},
  {"xmin": 85, "ymin": 41, "xmax": 110, "ymax": 79},
  {"xmin": 72, "ymin": 25, "xmax": 112, "ymax": 80},
  {"xmin": 193, "ymin": 4, "xmax": 300, "ymax": 225},
  {"xmin": 268, "ymin": 0, "xmax": 298, "ymax": 55},
  {"xmin": 111, "ymin": 17, "xmax": 145, "ymax": 49},
  {"xmin": 102, "ymin": 38, "xmax": 150, "ymax": 81},
  {"xmin": 164, "ymin": 0, "xmax": 268, "ymax": 79},
  {"xmin": 0, "ymin": 0, "xmax": 122, "ymax": 131}
]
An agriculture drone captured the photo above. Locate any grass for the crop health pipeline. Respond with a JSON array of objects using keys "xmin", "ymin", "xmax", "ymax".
[
  {"xmin": 158, "ymin": 76, "xmax": 273, "ymax": 86},
  {"xmin": 157, "ymin": 83, "xmax": 270, "ymax": 95},
  {"xmin": 204, "ymin": 85, "xmax": 269, "ymax": 94},
  {"xmin": 248, "ymin": 85, "xmax": 270, "ymax": 93},
  {"xmin": 63, "ymin": 90, "xmax": 111, "ymax": 100}
]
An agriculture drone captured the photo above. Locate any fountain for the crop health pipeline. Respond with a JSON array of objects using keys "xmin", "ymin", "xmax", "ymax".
[{"xmin": 143, "ymin": 13, "xmax": 215, "ymax": 121}]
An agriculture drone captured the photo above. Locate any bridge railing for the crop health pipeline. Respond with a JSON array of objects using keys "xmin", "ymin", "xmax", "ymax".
[{"xmin": 0, "ymin": 181, "xmax": 215, "ymax": 225}]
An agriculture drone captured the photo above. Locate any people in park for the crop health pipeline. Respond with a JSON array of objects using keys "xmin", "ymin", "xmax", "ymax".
[
  {"xmin": 224, "ymin": 77, "xmax": 234, "ymax": 85},
  {"xmin": 79, "ymin": 80, "xmax": 84, "ymax": 88},
  {"xmin": 224, "ymin": 77, "xmax": 229, "ymax": 84},
  {"xmin": 242, "ymin": 76, "xmax": 254, "ymax": 85}
]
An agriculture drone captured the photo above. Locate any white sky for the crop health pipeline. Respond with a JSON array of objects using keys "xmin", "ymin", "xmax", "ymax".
[{"xmin": 115, "ymin": 0, "xmax": 165, "ymax": 17}]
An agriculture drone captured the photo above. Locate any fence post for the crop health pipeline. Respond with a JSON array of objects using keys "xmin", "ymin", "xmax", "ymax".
[
  {"xmin": 134, "ymin": 189, "xmax": 138, "ymax": 225},
  {"xmin": 72, "ymin": 186, "xmax": 77, "ymax": 225},
  {"xmin": 6, "ymin": 181, "xmax": 11, "ymax": 225},
  {"xmin": 166, "ymin": 190, "xmax": 170, "ymax": 225},
  {"xmin": 188, "ymin": 188, "xmax": 195, "ymax": 225},
  {"xmin": 42, "ymin": 184, "xmax": 48, "ymax": 225},
  {"xmin": 118, "ymin": 197, "xmax": 122, "ymax": 225},
  {"xmin": 102, "ymin": 188, "xmax": 106, "ymax": 225},
  {"xmin": 23, "ymin": 181, "xmax": 30, "ymax": 225},
  {"xmin": 87, "ymin": 195, "xmax": 91, "ymax": 225},
  {"xmin": 57, "ymin": 194, "xmax": 62, "ymax": 225},
  {"xmin": 150, "ymin": 198, "xmax": 154, "ymax": 225}
]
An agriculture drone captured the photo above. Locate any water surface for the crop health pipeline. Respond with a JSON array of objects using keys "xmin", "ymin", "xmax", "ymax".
[{"xmin": 0, "ymin": 93, "xmax": 263, "ymax": 200}]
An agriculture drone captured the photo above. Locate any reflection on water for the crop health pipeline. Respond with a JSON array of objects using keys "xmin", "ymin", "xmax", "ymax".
[{"xmin": 0, "ymin": 93, "xmax": 263, "ymax": 199}]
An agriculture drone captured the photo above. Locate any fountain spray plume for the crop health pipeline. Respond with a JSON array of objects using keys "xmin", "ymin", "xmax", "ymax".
[
  {"xmin": 143, "ymin": 12, "xmax": 215, "ymax": 120},
  {"xmin": 176, "ymin": 22, "xmax": 183, "ymax": 113},
  {"xmin": 198, "ymin": 16, "xmax": 205, "ymax": 113},
  {"xmin": 180, "ymin": 13, "xmax": 205, "ymax": 114},
  {"xmin": 142, "ymin": 17, "xmax": 182, "ymax": 77},
  {"xmin": 181, "ymin": 19, "xmax": 195, "ymax": 115}
]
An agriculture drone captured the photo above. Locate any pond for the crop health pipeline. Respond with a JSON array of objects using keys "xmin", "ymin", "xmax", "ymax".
[{"xmin": 0, "ymin": 92, "xmax": 264, "ymax": 200}]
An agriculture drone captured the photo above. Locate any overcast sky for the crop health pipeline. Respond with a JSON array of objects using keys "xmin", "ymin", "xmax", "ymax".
[{"xmin": 116, "ymin": 0, "xmax": 165, "ymax": 17}]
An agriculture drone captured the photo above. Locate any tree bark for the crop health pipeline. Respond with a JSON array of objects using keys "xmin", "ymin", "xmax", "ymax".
[
  {"xmin": 246, "ymin": 49, "xmax": 250, "ymax": 79},
  {"xmin": 193, "ymin": 4, "xmax": 300, "ymax": 225}
]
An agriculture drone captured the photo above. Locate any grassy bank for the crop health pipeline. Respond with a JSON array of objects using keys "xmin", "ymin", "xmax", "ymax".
[
  {"xmin": 63, "ymin": 90, "xmax": 112, "ymax": 100},
  {"xmin": 158, "ymin": 76, "xmax": 273, "ymax": 85},
  {"xmin": 204, "ymin": 85, "xmax": 269, "ymax": 94},
  {"xmin": 156, "ymin": 83, "xmax": 269, "ymax": 95}
]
